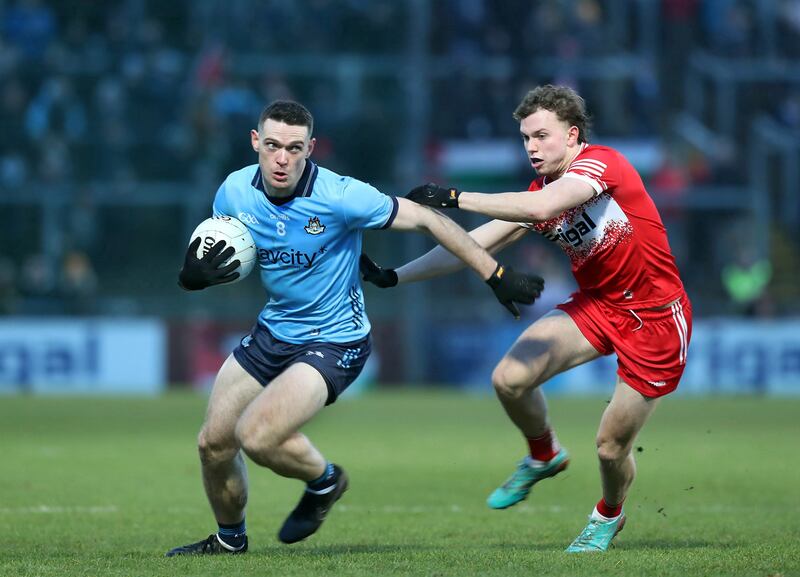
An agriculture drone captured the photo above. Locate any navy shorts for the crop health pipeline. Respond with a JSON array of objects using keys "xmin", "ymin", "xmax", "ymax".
[{"xmin": 232, "ymin": 323, "xmax": 372, "ymax": 405}]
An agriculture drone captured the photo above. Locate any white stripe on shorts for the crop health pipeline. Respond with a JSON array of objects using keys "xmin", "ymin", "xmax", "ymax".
[{"xmin": 671, "ymin": 300, "xmax": 688, "ymax": 365}]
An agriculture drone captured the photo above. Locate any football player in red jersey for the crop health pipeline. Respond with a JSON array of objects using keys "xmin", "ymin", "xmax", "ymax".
[{"xmin": 361, "ymin": 85, "xmax": 692, "ymax": 552}]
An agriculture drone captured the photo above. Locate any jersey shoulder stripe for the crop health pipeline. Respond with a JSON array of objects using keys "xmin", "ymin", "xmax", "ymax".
[{"xmin": 565, "ymin": 148, "xmax": 615, "ymax": 196}]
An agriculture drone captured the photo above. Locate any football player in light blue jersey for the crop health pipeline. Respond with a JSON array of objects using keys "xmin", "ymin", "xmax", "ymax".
[
  {"xmin": 211, "ymin": 145, "xmax": 401, "ymax": 345},
  {"xmin": 168, "ymin": 101, "xmax": 544, "ymax": 556}
]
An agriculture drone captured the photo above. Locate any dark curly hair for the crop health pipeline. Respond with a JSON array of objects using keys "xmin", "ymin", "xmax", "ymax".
[{"xmin": 513, "ymin": 85, "xmax": 591, "ymax": 143}]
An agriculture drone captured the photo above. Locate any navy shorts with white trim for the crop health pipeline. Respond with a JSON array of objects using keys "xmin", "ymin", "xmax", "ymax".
[{"xmin": 233, "ymin": 323, "xmax": 371, "ymax": 405}]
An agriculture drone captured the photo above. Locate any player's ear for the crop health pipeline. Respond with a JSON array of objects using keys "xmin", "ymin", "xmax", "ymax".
[
  {"xmin": 306, "ymin": 137, "xmax": 316, "ymax": 158},
  {"xmin": 567, "ymin": 125, "xmax": 580, "ymax": 146},
  {"xmin": 251, "ymin": 129, "xmax": 260, "ymax": 152}
]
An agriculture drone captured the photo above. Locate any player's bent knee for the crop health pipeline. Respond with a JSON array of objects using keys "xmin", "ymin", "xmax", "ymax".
[
  {"xmin": 197, "ymin": 428, "xmax": 238, "ymax": 466},
  {"xmin": 595, "ymin": 436, "xmax": 629, "ymax": 463},
  {"xmin": 237, "ymin": 435, "xmax": 283, "ymax": 469},
  {"xmin": 233, "ymin": 421, "xmax": 260, "ymax": 457},
  {"xmin": 492, "ymin": 363, "xmax": 532, "ymax": 399},
  {"xmin": 491, "ymin": 362, "xmax": 538, "ymax": 400},
  {"xmin": 234, "ymin": 417, "xmax": 282, "ymax": 459}
]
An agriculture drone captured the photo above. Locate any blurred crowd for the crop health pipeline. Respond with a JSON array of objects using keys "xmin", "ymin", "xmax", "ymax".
[{"xmin": 1, "ymin": 0, "xmax": 798, "ymax": 317}]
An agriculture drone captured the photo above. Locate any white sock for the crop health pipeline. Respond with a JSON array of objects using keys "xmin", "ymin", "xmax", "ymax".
[{"xmin": 524, "ymin": 455, "xmax": 548, "ymax": 468}]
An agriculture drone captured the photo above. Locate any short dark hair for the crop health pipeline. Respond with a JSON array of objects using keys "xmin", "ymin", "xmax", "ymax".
[
  {"xmin": 513, "ymin": 85, "xmax": 591, "ymax": 143},
  {"xmin": 258, "ymin": 100, "xmax": 314, "ymax": 136}
]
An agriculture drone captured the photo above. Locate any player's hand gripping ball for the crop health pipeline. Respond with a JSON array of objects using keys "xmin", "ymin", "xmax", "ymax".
[{"xmin": 179, "ymin": 216, "xmax": 257, "ymax": 290}]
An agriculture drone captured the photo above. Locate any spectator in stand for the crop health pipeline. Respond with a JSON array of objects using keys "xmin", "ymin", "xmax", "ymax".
[
  {"xmin": 60, "ymin": 250, "xmax": 98, "ymax": 315},
  {"xmin": 721, "ymin": 247, "xmax": 772, "ymax": 317}
]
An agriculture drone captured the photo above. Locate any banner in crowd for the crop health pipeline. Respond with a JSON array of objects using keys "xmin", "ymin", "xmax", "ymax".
[
  {"xmin": 0, "ymin": 319, "xmax": 166, "ymax": 394},
  {"xmin": 429, "ymin": 318, "xmax": 800, "ymax": 396}
]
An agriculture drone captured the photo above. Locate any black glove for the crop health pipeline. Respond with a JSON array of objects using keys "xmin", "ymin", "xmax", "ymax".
[
  {"xmin": 359, "ymin": 253, "xmax": 398, "ymax": 288},
  {"xmin": 178, "ymin": 237, "xmax": 241, "ymax": 291},
  {"xmin": 406, "ymin": 183, "xmax": 460, "ymax": 208},
  {"xmin": 486, "ymin": 264, "xmax": 544, "ymax": 319}
]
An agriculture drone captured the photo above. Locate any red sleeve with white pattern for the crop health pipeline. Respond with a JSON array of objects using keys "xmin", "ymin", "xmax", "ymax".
[{"xmin": 562, "ymin": 146, "xmax": 619, "ymax": 196}]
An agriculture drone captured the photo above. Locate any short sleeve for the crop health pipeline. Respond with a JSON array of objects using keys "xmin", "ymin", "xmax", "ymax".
[
  {"xmin": 562, "ymin": 148, "xmax": 619, "ymax": 196},
  {"xmin": 340, "ymin": 179, "xmax": 399, "ymax": 230}
]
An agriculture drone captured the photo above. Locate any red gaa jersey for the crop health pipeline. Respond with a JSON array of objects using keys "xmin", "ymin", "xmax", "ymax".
[{"xmin": 523, "ymin": 143, "xmax": 684, "ymax": 309}]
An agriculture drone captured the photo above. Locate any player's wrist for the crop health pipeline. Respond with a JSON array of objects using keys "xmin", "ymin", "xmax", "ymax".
[
  {"xmin": 442, "ymin": 185, "xmax": 460, "ymax": 208},
  {"xmin": 359, "ymin": 253, "xmax": 398, "ymax": 288},
  {"xmin": 370, "ymin": 267, "xmax": 397, "ymax": 288},
  {"xmin": 384, "ymin": 268, "xmax": 399, "ymax": 287},
  {"xmin": 405, "ymin": 183, "xmax": 461, "ymax": 209},
  {"xmin": 454, "ymin": 190, "xmax": 472, "ymax": 209},
  {"xmin": 486, "ymin": 263, "xmax": 505, "ymax": 287}
]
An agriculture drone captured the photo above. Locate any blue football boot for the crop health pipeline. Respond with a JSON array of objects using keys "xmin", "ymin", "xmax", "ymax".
[
  {"xmin": 566, "ymin": 510, "xmax": 626, "ymax": 552},
  {"xmin": 487, "ymin": 449, "xmax": 570, "ymax": 509}
]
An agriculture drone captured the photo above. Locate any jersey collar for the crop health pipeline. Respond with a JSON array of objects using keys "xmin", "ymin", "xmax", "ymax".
[{"xmin": 251, "ymin": 160, "xmax": 319, "ymax": 206}]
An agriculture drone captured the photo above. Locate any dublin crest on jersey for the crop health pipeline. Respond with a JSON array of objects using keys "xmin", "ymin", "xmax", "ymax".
[{"xmin": 304, "ymin": 216, "xmax": 326, "ymax": 235}]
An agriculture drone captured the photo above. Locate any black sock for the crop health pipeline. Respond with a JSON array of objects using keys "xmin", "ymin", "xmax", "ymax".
[
  {"xmin": 217, "ymin": 519, "xmax": 246, "ymax": 549},
  {"xmin": 307, "ymin": 462, "xmax": 336, "ymax": 491}
]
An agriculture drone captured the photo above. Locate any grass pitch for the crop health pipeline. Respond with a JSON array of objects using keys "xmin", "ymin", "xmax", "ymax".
[{"xmin": 1, "ymin": 389, "xmax": 798, "ymax": 576}]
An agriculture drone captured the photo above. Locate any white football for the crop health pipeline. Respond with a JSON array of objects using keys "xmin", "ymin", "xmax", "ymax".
[{"xmin": 189, "ymin": 216, "xmax": 257, "ymax": 284}]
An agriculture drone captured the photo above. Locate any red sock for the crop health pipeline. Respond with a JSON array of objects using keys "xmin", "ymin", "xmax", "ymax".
[
  {"xmin": 596, "ymin": 497, "xmax": 624, "ymax": 518},
  {"xmin": 526, "ymin": 429, "xmax": 559, "ymax": 462}
]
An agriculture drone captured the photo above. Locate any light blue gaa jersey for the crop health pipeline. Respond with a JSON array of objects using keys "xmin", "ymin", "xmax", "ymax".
[{"xmin": 213, "ymin": 161, "xmax": 398, "ymax": 344}]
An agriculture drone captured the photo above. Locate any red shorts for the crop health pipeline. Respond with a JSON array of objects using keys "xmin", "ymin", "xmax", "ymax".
[{"xmin": 556, "ymin": 291, "xmax": 692, "ymax": 398}]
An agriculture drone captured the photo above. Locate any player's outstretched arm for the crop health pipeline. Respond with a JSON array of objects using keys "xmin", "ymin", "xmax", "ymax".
[
  {"xmin": 406, "ymin": 178, "xmax": 595, "ymax": 223},
  {"xmin": 365, "ymin": 219, "xmax": 529, "ymax": 285},
  {"xmin": 178, "ymin": 237, "xmax": 240, "ymax": 291},
  {"xmin": 386, "ymin": 198, "xmax": 543, "ymax": 318}
]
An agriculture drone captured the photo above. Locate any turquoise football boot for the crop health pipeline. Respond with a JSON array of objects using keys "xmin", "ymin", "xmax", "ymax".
[
  {"xmin": 565, "ymin": 511, "xmax": 626, "ymax": 552},
  {"xmin": 486, "ymin": 448, "xmax": 570, "ymax": 509}
]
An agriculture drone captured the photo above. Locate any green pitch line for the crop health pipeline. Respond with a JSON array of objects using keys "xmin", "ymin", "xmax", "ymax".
[{"xmin": 0, "ymin": 390, "xmax": 798, "ymax": 576}]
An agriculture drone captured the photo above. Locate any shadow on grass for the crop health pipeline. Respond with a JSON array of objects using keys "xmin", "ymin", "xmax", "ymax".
[
  {"xmin": 485, "ymin": 541, "xmax": 575, "ymax": 552},
  {"xmin": 122, "ymin": 538, "xmax": 741, "ymax": 559},
  {"xmin": 483, "ymin": 538, "xmax": 740, "ymax": 553},
  {"xmin": 258, "ymin": 543, "xmax": 435, "ymax": 557},
  {"xmin": 614, "ymin": 539, "xmax": 741, "ymax": 551}
]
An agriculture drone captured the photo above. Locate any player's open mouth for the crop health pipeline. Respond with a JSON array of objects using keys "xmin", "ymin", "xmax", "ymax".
[
  {"xmin": 531, "ymin": 158, "xmax": 543, "ymax": 168},
  {"xmin": 273, "ymin": 171, "xmax": 288, "ymax": 181}
]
